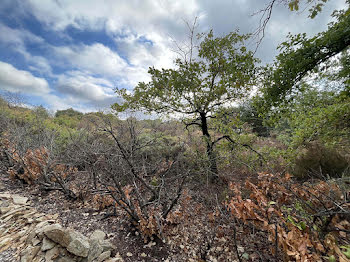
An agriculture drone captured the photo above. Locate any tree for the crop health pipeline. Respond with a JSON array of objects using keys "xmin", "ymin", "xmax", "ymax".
[
  {"xmin": 55, "ymin": 108, "xmax": 83, "ymax": 118},
  {"xmin": 254, "ymin": 0, "xmax": 332, "ymax": 49},
  {"xmin": 260, "ymin": 3, "xmax": 350, "ymax": 109},
  {"xmin": 113, "ymin": 30, "xmax": 259, "ymax": 181}
]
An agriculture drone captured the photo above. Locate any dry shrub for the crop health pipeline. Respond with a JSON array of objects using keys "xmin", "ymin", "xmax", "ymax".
[
  {"xmin": 225, "ymin": 173, "xmax": 350, "ymax": 261},
  {"xmin": 92, "ymin": 194, "xmax": 115, "ymax": 210},
  {"xmin": 293, "ymin": 142, "xmax": 349, "ymax": 179},
  {"xmin": 4, "ymin": 137, "xmax": 48, "ymax": 184},
  {"xmin": 2, "ymin": 137, "xmax": 78, "ymax": 199}
]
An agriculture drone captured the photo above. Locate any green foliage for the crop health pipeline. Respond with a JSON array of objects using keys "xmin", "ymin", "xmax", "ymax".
[
  {"xmin": 238, "ymin": 102, "xmax": 270, "ymax": 137},
  {"xmin": 261, "ymin": 4, "xmax": 350, "ymax": 110},
  {"xmin": 113, "ymin": 30, "xmax": 259, "ymax": 118},
  {"xmin": 55, "ymin": 108, "xmax": 83, "ymax": 118}
]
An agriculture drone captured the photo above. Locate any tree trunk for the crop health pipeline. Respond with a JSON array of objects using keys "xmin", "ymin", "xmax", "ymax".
[{"xmin": 199, "ymin": 112, "xmax": 218, "ymax": 182}]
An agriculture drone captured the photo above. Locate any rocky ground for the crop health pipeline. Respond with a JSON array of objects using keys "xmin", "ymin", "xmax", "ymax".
[
  {"xmin": 0, "ymin": 173, "xmax": 175, "ymax": 262},
  {"xmin": 0, "ymin": 190, "xmax": 124, "ymax": 262}
]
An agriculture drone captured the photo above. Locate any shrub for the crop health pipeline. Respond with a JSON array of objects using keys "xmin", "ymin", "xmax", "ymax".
[
  {"xmin": 292, "ymin": 142, "xmax": 349, "ymax": 179},
  {"xmin": 225, "ymin": 173, "xmax": 350, "ymax": 261}
]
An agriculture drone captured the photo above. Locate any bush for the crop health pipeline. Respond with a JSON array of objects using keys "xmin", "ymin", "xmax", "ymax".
[{"xmin": 292, "ymin": 142, "xmax": 349, "ymax": 179}]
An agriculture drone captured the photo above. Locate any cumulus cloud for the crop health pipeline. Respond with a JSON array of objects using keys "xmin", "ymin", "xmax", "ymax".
[
  {"xmin": 0, "ymin": 61, "xmax": 50, "ymax": 95},
  {"xmin": 53, "ymin": 43, "xmax": 127, "ymax": 77},
  {"xmin": 52, "ymin": 42, "xmax": 152, "ymax": 88},
  {"xmin": 55, "ymin": 71, "xmax": 116, "ymax": 105}
]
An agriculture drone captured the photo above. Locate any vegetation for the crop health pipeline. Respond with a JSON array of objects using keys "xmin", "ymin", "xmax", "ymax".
[
  {"xmin": 113, "ymin": 30, "xmax": 259, "ymax": 181},
  {"xmin": 0, "ymin": 2, "xmax": 349, "ymax": 261}
]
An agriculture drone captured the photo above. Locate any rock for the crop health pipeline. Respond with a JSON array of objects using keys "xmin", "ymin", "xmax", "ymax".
[
  {"xmin": 45, "ymin": 246, "xmax": 60, "ymax": 262},
  {"xmin": 0, "ymin": 237, "xmax": 13, "ymax": 247},
  {"xmin": 43, "ymin": 224, "xmax": 70, "ymax": 247},
  {"xmin": 105, "ymin": 253, "xmax": 124, "ymax": 262},
  {"xmin": 126, "ymin": 252, "xmax": 133, "ymax": 257},
  {"xmin": 0, "ymin": 207, "xmax": 11, "ymax": 214},
  {"xmin": 57, "ymin": 257, "xmax": 76, "ymax": 262},
  {"xmin": 21, "ymin": 247, "xmax": 40, "ymax": 262},
  {"xmin": 0, "ymin": 193, "xmax": 12, "ymax": 199},
  {"xmin": 12, "ymin": 195, "xmax": 28, "ymax": 205},
  {"xmin": 99, "ymin": 240, "xmax": 113, "ymax": 252},
  {"xmin": 97, "ymin": 251, "xmax": 111, "ymax": 262},
  {"xmin": 20, "ymin": 246, "xmax": 40, "ymax": 262},
  {"xmin": 41, "ymin": 237, "xmax": 56, "ymax": 251},
  {"xmin": 90, "ymin": 230, "xmax": 106, "ymax": 241},
  {"xmin": 66, "ymin": 230, "xmax": 90, "ymax": 257},
  {"xmin": 87, "ymin": 239, "xmax": 104, "ymax": 262},
  {"xmin": 31, "ymin": 236, "xmax": 41, "ymax": 246},
  {"xmin": 26, "ymin": 229, "xmax": 37, "ymax": 245}
]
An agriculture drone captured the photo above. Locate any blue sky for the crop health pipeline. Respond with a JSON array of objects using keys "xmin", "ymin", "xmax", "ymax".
[{"xmin": 0, "ymin": 0, "xmax": 346, "ymax": 112}]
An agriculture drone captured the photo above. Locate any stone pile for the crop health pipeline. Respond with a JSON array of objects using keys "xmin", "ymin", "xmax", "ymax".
[{"xmin": 0, "ymin": 193, "xmax": 124, "ymax": 262}]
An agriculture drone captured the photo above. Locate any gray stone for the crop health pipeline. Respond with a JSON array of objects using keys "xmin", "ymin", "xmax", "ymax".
[
  {"xmin": 97, "ymin": 251, "xmax": 111, "ymax": 262},
  {"xmin": 41, "ymin": 237, "xmax": 56, "ymax": 251},
  {"xmin": 31, "ymin": 236, "xmax": 41, "ymax": 246},
  {"xmin": 43, "ymin": 224, "xmax": 70, "ymax": 247},
  {"xmin": 87, "ymin": 239, "xmax": 104, "ymax": 262},
  {"xmin": 12, "ymin": 195, "xmax": 28, "ymax": 205},
  {"xmin": 57, "ymin": 257, "xmax": 76, "ymax": 262},
  {"xmin": 99, "ymin": 240, "xmax": 113, "ymax": 252},
  {"xmin": 45, "ymin": 246, "xmax": 60, "ymax": 262},
  {"xmin": 66, "ymin": 230, "xmax": 90, "ymax": 257},
  {"xmin": 89, "ymin": 230, "xmax": 106, "ymax": 241},
  {"xmin": 0, "ymin": 193, "xmax": 12, "ymax": 199},
  {"xmin": 20, "ymin": 246, "xmax": 40, "ymax": 262},
  {"xmin": 0, "ymin": 206, "xmax": 11, "ymax": 214}
]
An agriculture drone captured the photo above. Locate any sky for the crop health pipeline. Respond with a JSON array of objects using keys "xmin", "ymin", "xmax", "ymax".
[{"xmin": 0, "ymin": 0, "xmax": 346, "ymax": 113}]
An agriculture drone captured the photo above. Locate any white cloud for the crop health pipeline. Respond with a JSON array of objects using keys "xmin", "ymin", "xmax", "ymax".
[
  {"xmin": 0, "ymin": 23, "xmax": 52, "ymax": 74},
  {"xmin": 0, "ymin": 61, "xmax": 50, "ymax": 95},
  {"xmin": 53, "ymin": 42, "xmax": 153, "ymax": 88},
  {"xmin": 21, "ymin": 0, "xmax": 199, "ymax": 78},
  {"xmin": 0, "ymin": 23, "xmax": 44, "ymax": 46},
  {"xmin": 54, "ymin": 43, "xmax": 127, "ymax": 77},
  {"xmin": 25, "ymin": 0, "xmax": 199, "ymax": 34},
  {"xmin": 55, "ymin": 71, "xmax": 115, "ymax": 103}
]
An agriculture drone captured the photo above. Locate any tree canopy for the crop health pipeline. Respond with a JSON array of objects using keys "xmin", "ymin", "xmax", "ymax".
[
  {"xmin": 261, "ymin": 3, "xmax": 350, "ymax": 109},
  {"xmin": 113, "ymin": 30, "xmax": 260, "ymax": 180},
  {"xmin": 113, "ymin": 31, "xmax": 259, "ymax": 117}
]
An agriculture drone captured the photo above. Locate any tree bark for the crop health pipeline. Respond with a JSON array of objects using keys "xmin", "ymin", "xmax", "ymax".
[{"xmin": 199, "ymin": 112, "xmax": 218, "ymax": 182}]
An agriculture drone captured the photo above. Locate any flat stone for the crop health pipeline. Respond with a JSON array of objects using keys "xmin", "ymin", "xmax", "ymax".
[
  {"xmin": 66, "ymin": 230, "xmax": 90, "ymax": 257},
  {"xmin": 105, "ymin": 254, "xmax": 124, "ymax": 262},
  {"xmin": 99, "ymin": 240, "xmax": 113, "ymax": 252},
  {"xmin": 90, "ymin": 230, "xmax": 106, "ymax": 241},
  {"xmin": 12, "ymin": 195, "xmax": 28, "ymax": 205},
  {"xmin": 43, "ymin": 224, "xmax": 70, "ymax": 247},
  {"xmin": 26, "ymin": 229, "xmax": 37, "ymax": 244},
  {"xmin": 97, "ymin": 251, "xmax": 111, "ymax": 262},
  {"xmin": 87, "ymin": 239, "xmax": 104, "ymax": 262},
  {"xmin": 20, "ymin": 246, "xmax": 41, "ymax": 262},
  {"xmin": 31, "ymin": 236, "xmax": 41, "ymax": 246},
  {"xmin": 41, "ymin": 237, "xmax": 56, "ymax": 251},
  {"xmin": 57, "ymin": 257, "xmax": 76, "ymax": 262},
  {"xmin": 0, "ymin": 207, "xmax": 11, "ymax": 214},
  {"xmin": 0, "ymin": 193, "xmax": 12, "ymax": 199},
  {"xmin": 0, "ymin": 237, "xmax": 13, "ymax": 248},
  {"xmin": 45, "ymin": 246, "xmax": 60, "ymax": 262}
]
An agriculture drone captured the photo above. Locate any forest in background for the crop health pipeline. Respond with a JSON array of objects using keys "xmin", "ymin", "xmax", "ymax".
[{"xmin": 0, "ymin": 0, "xmax": 350, "ymax": 261}]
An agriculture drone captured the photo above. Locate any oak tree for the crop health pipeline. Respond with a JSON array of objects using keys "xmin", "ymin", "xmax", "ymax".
[{"xmin": 113, "ymin": 30, "xmax": 259, "ymax": 181}]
